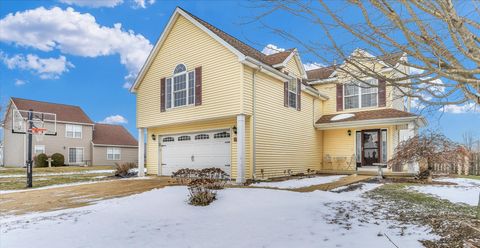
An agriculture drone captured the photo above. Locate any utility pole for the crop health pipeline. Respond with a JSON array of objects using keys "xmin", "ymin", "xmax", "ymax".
[{"xmin": 26, "ymin": 110, "xmax": 33, "ymax": 188}]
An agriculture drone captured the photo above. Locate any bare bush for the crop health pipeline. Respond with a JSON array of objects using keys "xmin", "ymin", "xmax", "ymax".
[
  {"xmin": 114, "ymin": 162, "xmax": 137, "ymax": 178},
  {"xmin": 389, "ymin": 132, "xmax": 468, "ymax": 181},
  {"xmin": 172, "ymin": 168, "xmax": 229, "ymax": 206}
]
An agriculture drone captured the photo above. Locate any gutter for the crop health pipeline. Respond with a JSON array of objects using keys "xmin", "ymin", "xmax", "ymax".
[
  {"xmin": 252, "ymin": 66, "xmax": 260, "ymax": 180},
  {"xmin": 315, "ymin": 116, "xmax": 427, "ymax": 130}
]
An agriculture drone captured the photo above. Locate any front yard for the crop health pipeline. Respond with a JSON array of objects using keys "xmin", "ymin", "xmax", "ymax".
[
  {"xmin": 0, "ymin": 166, "xmax": 115, "ymax": 191},
  {"xmin": 1, "ymin": 175, "xmax": 478, "ymax": 248}
]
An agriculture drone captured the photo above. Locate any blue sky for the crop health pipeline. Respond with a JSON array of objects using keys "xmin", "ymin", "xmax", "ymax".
[{"xmin": 0, "ymin": 0, "xmax": 478, "ymax": 142}]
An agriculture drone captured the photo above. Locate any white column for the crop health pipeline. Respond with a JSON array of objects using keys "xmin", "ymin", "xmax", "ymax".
[
  {"xmin": 236, "ymin": 114, "xmax": 246, "ymax": 184},
  {"xmin": 138, "ymin": 128, "xmax": 145, "ymax": 177}
]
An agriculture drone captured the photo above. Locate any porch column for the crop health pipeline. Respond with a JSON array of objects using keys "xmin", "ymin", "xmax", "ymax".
[
  {"xmin": 138, "ymin": 128, "xmax": 145, "ymax": 177},
  {"xmin": 236, "ymin": 114, "xmax": 246, "ymax": 184}
]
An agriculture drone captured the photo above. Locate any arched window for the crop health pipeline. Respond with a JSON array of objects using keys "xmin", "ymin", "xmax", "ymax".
[
  {"xmin": 173, "ymin": 64, "xmax": 186, "ymax": 74},
  {"xmin": 214, "ymin": 132, "xmax": 230, "ymax": 139},
  {"xmin": 178, "ymin": 135, "xmax": 191, "ymax": 141},
  {"xmin": 195, "ymin": 134, "xmax": 209, "ymax": 140},
  {"xmin": 166, "ymin": 64, "xmax": 195, "ymax": 108},
  {"xmin": 162, "ymin": 137, "xmax": 174, "ymax": 142}
]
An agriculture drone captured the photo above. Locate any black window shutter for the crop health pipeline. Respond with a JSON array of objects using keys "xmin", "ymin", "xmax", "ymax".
[
  {"xmin": 296, "ymin": 79, "xmax": 301, "ymax": 111},
  {"xmin": 195, "ymin": 67, "xmax": 202, "ymax": 106},
  {"xmin": 336, "ymin": 84, "xmax": 343, "ymax": 111},
  {"xmin": 160, "ymin": 78, "xmax": 166, "ymax": 112}
]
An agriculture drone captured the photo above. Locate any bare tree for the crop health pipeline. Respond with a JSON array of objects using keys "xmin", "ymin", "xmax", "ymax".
[
  {"xmin": 389, "ymin": 132, "xmax": 467, "ymax": 181},
  {"xmin": 462, "ymin": 131, "xmax": 477, "ymax": 153},
  {"xmin": 253, "ymin": 0, "xmax": 480, "ymax": 108}
]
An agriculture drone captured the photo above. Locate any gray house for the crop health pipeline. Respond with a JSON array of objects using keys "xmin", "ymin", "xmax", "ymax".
[{"xmin": 2, "ymin": 97, "xmax": 138, "ymax": 167}]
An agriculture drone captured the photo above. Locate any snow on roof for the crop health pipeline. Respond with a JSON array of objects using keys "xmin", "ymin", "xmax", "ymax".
[{"xmin": 331, "ymin": 113, "xmax": 355, "ymax": 121}]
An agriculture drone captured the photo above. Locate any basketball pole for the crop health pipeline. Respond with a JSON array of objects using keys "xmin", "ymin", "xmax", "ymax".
[{"xmin": 26, "ymin": 109, "xmax": 33, "ymax": 188}]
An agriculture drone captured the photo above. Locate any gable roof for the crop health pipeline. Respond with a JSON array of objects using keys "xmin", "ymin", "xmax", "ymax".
[
  {"xmin": 264, "ymin": 49, "xmax": 295, "ymax": 65},
  {"xmin": 92, "ymin": 124, "xmax": 138, "ymax": 146},
  {"xmin": 131, "ymin": 7, "xmax": 309, "ymax": 92},
  {"xmin": 305, "ymin": 51, "xmax": 404, "ymax": 82},
  {"xmin": 306, "ymin": 65, "xmax": 337, "ymax": 81},
  {"xmin": 11, "ymin": 97, "xmax": 93, "ymax": 124}
]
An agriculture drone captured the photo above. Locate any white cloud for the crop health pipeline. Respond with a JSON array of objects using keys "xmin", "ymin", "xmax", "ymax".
[
  {"xmin": 59, "ymin": 0, "xmax": 123, "ymax": 8},
  {"xmin": 1, "ymin": 52, "xmax": 74, "ymax": 79},
  {"xmin": 0, "ymin": 7, "xmax": 152, "ymax": 86},
  {"xmin": 133, "ymin": 0, "xmax": 155, "ymax": 8},
  {"xmin": 261, "ymin": 44, "xmax": 285, "ymax": 55},
  {"xmin": 99, "ymin": 115, "xmax": 128, "ymax": 124},
  {"xmin": 441, "ymin": 102, "xmax": 479, "ymax": 114},
  {"xmin": 14, "ymin": 79, "xmax": 27, "ymax": 86},
  {"xmin": 409, "ymin": 67, "xmax": 424, "ymax": 75},
  {"xmin": 303, "ymin": 62, "xmax": 325, "ymax": 71}
]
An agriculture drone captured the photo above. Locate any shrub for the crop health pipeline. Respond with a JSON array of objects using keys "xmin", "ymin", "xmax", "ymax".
[
  {"xmin": 188, "ymin": 179, "xmax": 217, "ymax": 206},
  {"xmin": 114, "ymin": 162, "xmax": 137, "ymax": 178},
  {"xmin": 51, "ymin": 153, "xmax": 65, "ymax": 167},
  {"xmin": 34, "ymin": 153, "xmax": 48, "ymax": 167},
  {"xmin": 172, "ymin": 168, "xmax": 229, "ymax": 206}
]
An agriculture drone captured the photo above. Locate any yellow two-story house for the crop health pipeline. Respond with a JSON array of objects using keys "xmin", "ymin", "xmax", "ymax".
[{"xmin": 130, "ymin": 7, "xmax": 426, "ymax": 183}]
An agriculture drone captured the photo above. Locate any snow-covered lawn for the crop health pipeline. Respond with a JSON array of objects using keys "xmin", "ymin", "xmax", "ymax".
[
  {"xmin": 409, "ymin": 177, "xmax": 480, "ymax": 206},
  {"xmin": 1, "ymin": 183, "xmax": 435, "ymax": 248},
  {"xmin": 252, "ymin": 175, "xmax": 346, "ymax": 189}
]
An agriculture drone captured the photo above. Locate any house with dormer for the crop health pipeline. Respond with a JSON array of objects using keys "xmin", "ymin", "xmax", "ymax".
[{"xmin": 131, "ymin": 7, "xmax": 426, "ymax": 182}]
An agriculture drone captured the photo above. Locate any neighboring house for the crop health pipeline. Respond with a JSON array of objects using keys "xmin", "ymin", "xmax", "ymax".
[
  {"xmin": 2, "ymin": 98, "xmax": 138, "ymax": 167},
  {"xmin": 130, "ymin": 7, "xmax": 426, "ymax": 182}
]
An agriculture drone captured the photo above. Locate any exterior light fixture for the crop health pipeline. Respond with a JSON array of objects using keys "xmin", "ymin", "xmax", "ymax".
[
  {"xmin": 151, "ymin": 134, "xmax": 156, "ymax": 141},
  {"xmin": 347, "ymin": 130, "xmax": 352, "ymax": 136},
  {"xmin": 233, "ymin": 126, "xmax": 237, "ymax": 134}
]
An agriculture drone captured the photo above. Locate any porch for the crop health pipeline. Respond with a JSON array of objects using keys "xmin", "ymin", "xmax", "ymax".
[{"xmin": 315, "ymin": 109, "xmax": 427, "ymax": 174}]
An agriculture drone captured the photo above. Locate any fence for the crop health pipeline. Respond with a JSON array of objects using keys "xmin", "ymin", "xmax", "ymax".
[{"xmin": 432, "ymin": 153, "xmax": 480, "ymax": 176}]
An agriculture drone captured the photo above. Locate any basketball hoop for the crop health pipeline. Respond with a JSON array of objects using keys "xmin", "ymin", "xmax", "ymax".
[{"xmin": 31, "ymin": 127, "xmax": 47, "ymax": 142}]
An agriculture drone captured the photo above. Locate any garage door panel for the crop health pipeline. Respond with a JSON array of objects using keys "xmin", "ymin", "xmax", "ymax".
[{"xmin": 160, "ymin": 130, "xmax": 231, "ymax": 176}]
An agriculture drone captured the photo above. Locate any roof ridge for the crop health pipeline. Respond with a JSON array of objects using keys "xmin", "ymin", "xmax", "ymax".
[
  {"xmin": 11, "ymin": 97, "xmax": 82, "ymax": 109},
  {"xmin": 178, "ymin": 7, "xmax": 267, "ymax": 61}
]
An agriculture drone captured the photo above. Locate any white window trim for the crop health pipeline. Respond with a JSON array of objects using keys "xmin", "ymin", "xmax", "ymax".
[
  {"xmin": 107, "ymin": 147, "xmax": 121, "ymax": 161},
  {"xmin": 34, "ymin": 145, "xmax": 45, "ymax": 154},
  {"xmin": 68, "ymin": 147, "xmax": 84, "ymax": 164},
  {"xmin": 167, "ymin": 64, "xmax": 195, "ymax": 109},
  {"xmin": 343, "ymin": 79, "xmax": 379, "ymax": 110},
  {"xmin": 65, "ymin": 124, "xmax": 82, "ymax": 139},
  {"xmin": 287, "ymin": 79, "xmax": 297, "ymax": 109}
]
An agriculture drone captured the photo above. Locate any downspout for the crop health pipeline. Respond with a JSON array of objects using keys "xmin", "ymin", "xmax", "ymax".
[{"xmin": 252, "ymin": 66, "xmax": 260, "ymax": 180}]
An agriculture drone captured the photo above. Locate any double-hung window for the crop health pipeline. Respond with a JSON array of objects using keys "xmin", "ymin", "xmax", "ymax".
[
  {"xmin": 107, "ymin": 147, "xmax": 121, "ymax": 160},
  {"xmin": 288, "ymin": 79, "xmax": 297, "ymax": 108},
  {"xmin": 66, "ymin": 124, "xmax": 82, "ymax": 138},
  {"xmin": 344, "ymin": 79, "xmax": 378, "ymax": 110},
  {"xmin": 166, "ymin": 64, "xmax": 195, "ymax": 109},
  {"xmin": 34, "ymin": 145, "xmax": 45, "ymax": 154}
]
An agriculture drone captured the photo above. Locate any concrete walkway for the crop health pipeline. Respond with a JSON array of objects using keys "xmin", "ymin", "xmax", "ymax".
[{"xmin": 291, "ymin": 174, "xmax": 374, "ymax": 192}]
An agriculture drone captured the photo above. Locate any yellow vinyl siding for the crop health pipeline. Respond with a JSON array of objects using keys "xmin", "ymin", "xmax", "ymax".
[
  {"xmin": 136, "ymin": 15, "xmax": 242, "ymax": 128},
  {"xmin": 284, "ymin": 56, "xmax": 302, "ymax": 77},
  {"xmin": 145, "ymin": 117, "xmax": 251, "ymax": 178},
  {"xmin": 248, "ymin": 66, "xmax": 322, "ymax": 179},
  {"xmin": 322, "ymin": 125, "xmax": 395, "ymax": 170}
]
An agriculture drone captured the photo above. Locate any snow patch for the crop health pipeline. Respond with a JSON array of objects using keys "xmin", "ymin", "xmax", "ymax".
[
  {"xmin": 331, "ymin": 113, "xmax": 355, "ymax": 121},
  {"xmin": 0, "ymin": 183, "xmax": 433, "ymax": 248},
  {"xmin": 252, "ymin": 175, "xmax": 347, "ymax": 189},
  {"xmin": 409, "ymin": 178, "xmax": 480, "ymax": 206}
]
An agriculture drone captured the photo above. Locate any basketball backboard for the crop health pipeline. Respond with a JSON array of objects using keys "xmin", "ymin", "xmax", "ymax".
[{"xmin": 12, "ymin": 109, "xmax": 57, "ymax": 135}]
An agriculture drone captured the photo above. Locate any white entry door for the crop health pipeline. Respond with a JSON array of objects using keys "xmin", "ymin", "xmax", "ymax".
[{"xmin": 159, "ymin": 130, "xmax": 231, "ymax": 176}]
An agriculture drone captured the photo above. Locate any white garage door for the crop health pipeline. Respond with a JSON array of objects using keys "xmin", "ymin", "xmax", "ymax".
[{"xmin": 159, "ymin": 130, "xmax": 231, "ymax": 176}]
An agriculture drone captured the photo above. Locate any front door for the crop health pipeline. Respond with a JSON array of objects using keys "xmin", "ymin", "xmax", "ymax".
[{"xmin": 362, "ymin": 130, "xmax": 380, "ymax": 166}]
